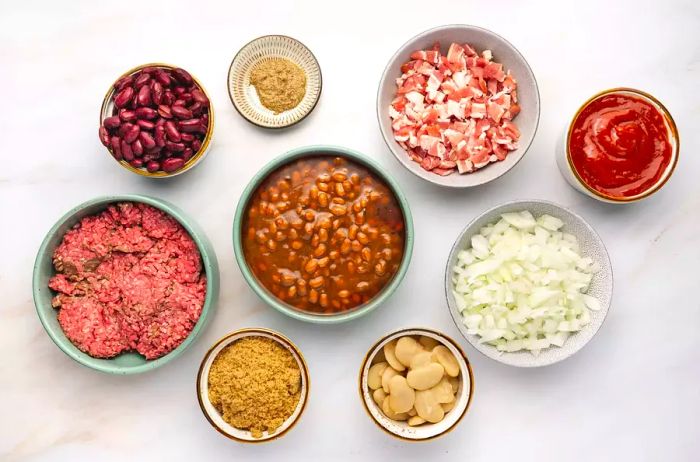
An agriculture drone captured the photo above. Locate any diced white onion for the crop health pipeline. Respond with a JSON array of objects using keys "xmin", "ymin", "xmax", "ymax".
[{"xmin": 452, "ymin": 211, "xmax": 601, "ymax": 355}]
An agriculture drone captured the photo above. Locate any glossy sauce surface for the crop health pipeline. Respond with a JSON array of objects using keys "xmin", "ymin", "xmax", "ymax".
[
  {"xmin": 569, "ymin": 92, "xmax": 673, "ymax": 198},
  {"xmin": 243, "ymin": 156, "xmax": 405, "ymax": 314}
]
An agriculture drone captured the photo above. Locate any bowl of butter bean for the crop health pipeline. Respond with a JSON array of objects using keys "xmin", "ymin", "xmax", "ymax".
[{"xmin": 358, "ymin": 328, "xmax": 474, "ymax": 441}]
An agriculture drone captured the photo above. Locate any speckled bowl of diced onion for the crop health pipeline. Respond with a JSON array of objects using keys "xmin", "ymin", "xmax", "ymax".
[{"xmin": 445, "ymin": 200, "xmax": 613, "ymax": 367}]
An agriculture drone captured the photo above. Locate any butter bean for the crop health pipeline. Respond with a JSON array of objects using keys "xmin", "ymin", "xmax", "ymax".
[
  {"xmin": 432, "ymin": 345, "xmax": 460, "ymax": 378},
  {"xmin": 430, "ymin": 377, "xmax": 455, "ymax": 404},
  {"xmin": 367, "ymin": 362, "xmax": 387, "ymax": 390},
  {"xmin": 381, "ymin": 366, "xmax": 399, "ymax": 393},
  {"xmin": 407, "ymin": 362, "xmax": 444, "ymax": 391},
  {"xmin": 409, "ymin": 351, "xmax": 432, "ymax": 370},
  {"xmin": 395, "ymin": 336, "xmax": 423, "ymax": 367},
  {"xmin": 372, "ymin": 388, "xmax": 386, "ymax": 406},
  {"xmin": 442, "ymin": 401, "xmax": 456, "ymax": 413},
  {"xmin": 414, "ymin": 389, "xmax": 444, "ymax": 423},
  {"xmin": 448, "ymin": 377, "xmax": 460, "ymax": 394},
  {"xmin": 383, "ymin": 340, "xmax": 405, "ymax": 372},
  {"xmin": 419, "ymin": 336, "xmax": 440, "ymax": 350},
  {"xmin": 388, "ymin": 375, "xmax": 415, "ymax": 414},
  {"xmin": 382, "ymin": 397, "xmax": 408, "ymax": 421},
  {"xmin": 408, "ymin": 415, "xmax": 426, "ymax": 426},
  {"xmin": 408, "ymin": 407, "xmax": 417, "ymax": 417}
]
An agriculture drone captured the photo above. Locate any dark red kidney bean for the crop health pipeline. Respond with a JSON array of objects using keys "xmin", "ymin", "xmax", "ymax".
[
  {"xmin": 174, "ymin": 86, "xmax": 186, "ymax": 96},
  {"xmin": 181, "ymin": 93, "xmax": 193, "ymax": 104},
  {"xmin": 162, "ymin": 157, "xmax": 185, "ymax": 172},
  {"xmin": 110, "ymin": 136, "xmax": 122, "ymax": 160},
  {"xmin": 119, "ymin": 109, "xmax": 137, "ymax": 122},
  {"xmin": 130, "ymin": 158, "xmax": 144, "ymax": 168},
  {"xmin": 158, "ymin": 105, "xmax": 172, "ymax": 119},
  {"xmin": 99, "ymin": 126, "xmax": 110, "ymax": 146},
  {"xmin": 146, "ymin": 160, "xmax": 161, "ymax": 172},
  {"xmin": 188, "ymin": 101, "xmax": 203, "ymax": 116},
  {"xmin": 123, "ymin": 124, "xmax": 140, "ymax": 144},
  {"xmin": 166, "ymin": 141, "xmax": 185, "ymax": 152},
  {"xmin": 155, "ymin": 118, "xmax": 165, "ymax": 129},
  {"xmin": 139, "ymin": 131, "xmax": 156, "ymax": 149},
  {"xmin": 140, "ymin": 66, "xmax": 158, "ymax": 75},
  {"xmin": 121, "ymin": 140, "xmax": 134, "ymax": 161},
  {"xmin": 137, "ymin": 119, "xmax": 155, "ymax": 130},
  {"xmin": 155, "ymin": 126, "xmax": 166, "ymax": 147},
  {"xmin": 137, "ymin": 85, "xmax": 152, "ymax": 106},
  {"xmin": 114, "ymin": 75, "xmax": 134, "ymax": 91},
  {"xmin": 181, "ymin": 148, "xmax": 194, "ymax": 162},
  {"xmin": 134, "ymin": 72, "xmax": 151, "ymax": 88},
  {"xmin": 131, "ymin": 139, "xmax": 144, "ymax": 156},
  {"xmin": 178, "ymin": 119, "xmax": 200, "ymax": 132},
  {"xmin": 164, "ymin": 120, "xmax": 181, "ymax": 142},
  {"xmin": 151, "ymin": 81, "xmax": 163, "ymax": 105},
  {"xmin": 173, "ymin": 99, "xmax": 187, "ymax": 107},
  {"xmin": 191, "ymin": 89, "xmax": 209, "ymax": 106},
  {"xmin": 162, "ymin": 90, "xmax": 174, "ymax": 105},
  {"xmin": 135, "ymin": 107, "xmax": 157, "ymax": 120},
  {"xmin": 155, "ymin": 71, "xmax": 171, "ymax": 86},
  {"xmin": 103, "ymin": 116, "xmax": 121, "ymax": 129},
  {"xmin": 117, "ymin": 122, "xmax": 131, "ymax": 137},
  {"xmin": 114, "ymin": 87, "xmax": 134, "ymax": 108},
  {"xmin": 191, "ymin": 138, "xmax": 202, "ymax": 152},
  {"xmin": 143, "ymin": 151, "xmax": 162, "ymax": 161},
  {"xmin": 171, "ymin": 105, "xmax": 192, "ymax": 119},
  {"xmin": 180, "ymin": 132, "xmax": 194, "ymax": 142}
]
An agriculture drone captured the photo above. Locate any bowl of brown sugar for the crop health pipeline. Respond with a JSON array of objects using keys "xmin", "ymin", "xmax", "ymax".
[
  {"xmin": 227, "ymin": 35, "xmax": 322, "ymax": 128},
  {"xmin": 197, "ymin": 327, "xmax": 310, "ymax": 442}
]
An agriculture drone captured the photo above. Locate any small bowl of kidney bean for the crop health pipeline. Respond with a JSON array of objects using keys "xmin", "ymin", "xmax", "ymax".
[{"xmin": 98, "ymin": 63, "xmax": 214, "ymax": 177}]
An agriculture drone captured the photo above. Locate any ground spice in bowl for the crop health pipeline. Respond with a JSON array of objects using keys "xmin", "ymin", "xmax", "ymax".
[
  {"xmin": 250, "ymin": 58, "xmax": 306, "ymax": 114},
  {"xmin": 207, "ymin": 336, "xmax": 302, "ymax": 438}
]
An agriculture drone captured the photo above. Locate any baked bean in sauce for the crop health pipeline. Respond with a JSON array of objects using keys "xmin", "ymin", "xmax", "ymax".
[{"xmin": 243, "ymin": 156, "xmax": 405, "ymax": 314}]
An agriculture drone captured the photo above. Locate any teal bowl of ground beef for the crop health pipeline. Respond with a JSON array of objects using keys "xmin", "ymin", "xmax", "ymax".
[{"xmin": 32, "ymin": 194, "xmax": 219, "ymax": 374}]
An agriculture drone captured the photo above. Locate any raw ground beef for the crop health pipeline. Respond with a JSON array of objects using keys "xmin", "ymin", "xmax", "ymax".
[{"xmin": 49, "ymin": 202, "xmax": 207, "ymax": 360}]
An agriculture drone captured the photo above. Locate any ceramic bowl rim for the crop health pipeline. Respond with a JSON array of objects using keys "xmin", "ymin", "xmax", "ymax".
[
  {"xmin": 196, "ymin": 327, "xmax": 310, "ymax": 443},
  {"xmin": 226, "ymin": 34, "xmax": 323, "ymax": 129},
  {"xmin": 232, "ymin": 144, "xmax": 414, "ymax": 324},
  {"xmin": 376, "ymin": 23, "xmax": 541, "ymax": 188},
  {"xmin": 32, "ymin": 194, "xmax": 218, "ymax": 374},
  {"xmin": 357, "ymin": 326, "xmax": 475, "ymax": 441},
  {"xmin": 444, "ymin": 199, "xmax": 614, "ymax": 367}
]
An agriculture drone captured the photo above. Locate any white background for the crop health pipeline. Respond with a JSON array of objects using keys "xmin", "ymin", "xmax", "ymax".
[{"xmin": 1, "ymin": 1, "xmax": 698, "ymax": 460}]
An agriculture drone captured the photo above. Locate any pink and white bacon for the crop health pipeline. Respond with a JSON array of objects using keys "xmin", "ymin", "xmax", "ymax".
[{"xmin": 390, "ymin": 42, "xmax": 521, "ymax": 176}]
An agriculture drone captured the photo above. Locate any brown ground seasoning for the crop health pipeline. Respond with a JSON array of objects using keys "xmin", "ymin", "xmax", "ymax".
[
  {"xmin": 208, "ymin": 337, "xmax": 301, "ymax": 438},
  {"xmin": 250, "ymin": 58, "xmax": 306, "ymax": 114}
]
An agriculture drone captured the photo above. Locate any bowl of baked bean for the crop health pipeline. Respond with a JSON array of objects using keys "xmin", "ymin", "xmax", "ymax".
[{"xmin": 233, "ymin": 145, "xmax": 414, "ymax": 323}]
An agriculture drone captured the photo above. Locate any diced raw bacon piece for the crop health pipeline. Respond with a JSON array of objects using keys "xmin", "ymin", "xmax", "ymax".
[
  {"xmin": 391, "ymin": 42, "xmax": 521, "ymax": 176},
  {"xmin": 420, "ymin": 156, "xmax": 441, "ymax": 171}
]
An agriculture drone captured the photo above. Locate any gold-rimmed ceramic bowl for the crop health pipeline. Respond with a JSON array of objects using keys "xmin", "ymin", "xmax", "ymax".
[
  {"xmin": 196, "ymin": 327, "xmax": 310, "ymax": 443},
  {"xmin": 555, "ymin": 87, "xmax": 679, "ymax": 203},
  {"xmin": 100, "ymin": 63, "xmax": 215, "ymax": 178},
  {"xmin": 358, "ymin": 327, "xmax": 474, "ymax": 441},
  {"xmin": 227, "ymin": 35, "xmax": 322, "ymax": 128}
]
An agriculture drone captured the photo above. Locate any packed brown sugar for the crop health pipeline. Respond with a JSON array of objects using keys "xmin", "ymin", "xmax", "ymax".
[{"xmin": 207, "ymin": 336, "xmax": 301, "ymax": 438}]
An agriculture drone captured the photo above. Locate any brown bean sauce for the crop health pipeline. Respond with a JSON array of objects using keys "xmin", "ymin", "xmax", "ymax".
[{"xmin": 243, "ymin": 156, "xmax": 405, "ymax": 314}]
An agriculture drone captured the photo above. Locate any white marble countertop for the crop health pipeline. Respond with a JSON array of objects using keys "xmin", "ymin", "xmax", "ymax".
[{"xmin": 1, "ymin": 1, "xmax": 698, "ymax": 460}]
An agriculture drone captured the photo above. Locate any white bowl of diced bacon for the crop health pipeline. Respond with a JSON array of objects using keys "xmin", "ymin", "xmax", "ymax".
[{"xmin": 377, "ymin": 25, "xmax": 540, "ymax": 188}]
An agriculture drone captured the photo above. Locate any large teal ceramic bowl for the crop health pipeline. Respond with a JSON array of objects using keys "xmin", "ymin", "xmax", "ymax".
[
  {"xmin": 233, "ymin": 145, "xmax": 414, "ymax": 324},
  {"xmin": 32, "ymin": 194, "xmax": 220, "ymax": 374}
]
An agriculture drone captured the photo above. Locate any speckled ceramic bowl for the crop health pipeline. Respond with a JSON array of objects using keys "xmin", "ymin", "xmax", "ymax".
[
  {"xmin": 227, "ymin": 35, "xmax": 322, "ymax": 128},
  {"xmin": 377, "ymin": 24, "xmax": 540, "ymax": 188},
  {"xmin": 196, "ymin": 328, "xmax": 310, "ymax": 443},
  {"xmin": 100, "ymin": 63, "xmax": 215, "ymax": 178},
  {"xmin": 232, "ymin": 145, "xmax": 414, "ymax": 324},
  {"xmin": 32, "ymin": 194, "xmax": 219, "ymax": 374},
  {"xmin": 359, "ymin": 327, "xmax": 474, "ymax": 441},
  {"xmin": 445, "ymin": 200, "xmax": 613, "ymax": 367}
]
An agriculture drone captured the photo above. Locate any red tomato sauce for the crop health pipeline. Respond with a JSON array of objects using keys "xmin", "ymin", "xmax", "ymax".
[{"xmin": 568, "ymin": 92, "xmax": 673, "ymax": 199}]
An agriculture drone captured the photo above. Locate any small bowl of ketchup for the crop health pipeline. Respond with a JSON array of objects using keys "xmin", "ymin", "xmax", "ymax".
[{"xmin": 556, "ymin": 88, "xmax": 679, "ymax": 203}]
